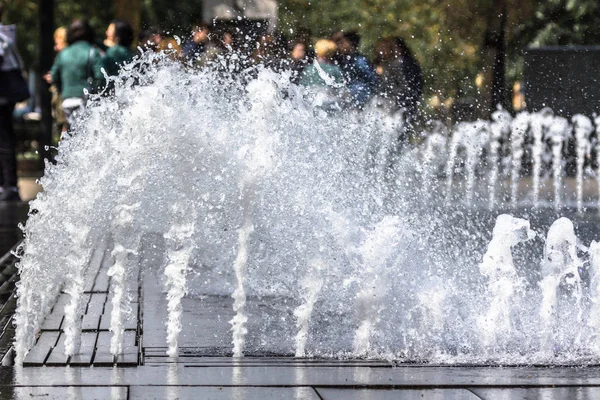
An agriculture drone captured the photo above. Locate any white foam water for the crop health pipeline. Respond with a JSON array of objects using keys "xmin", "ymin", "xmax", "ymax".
[
  {"xmin": 572, "ymin": 114, "xmax": 593, "ymax": 213},
  {"xmin": 13, "ymin": 51, "xmax": 600, "ymax": 365}
]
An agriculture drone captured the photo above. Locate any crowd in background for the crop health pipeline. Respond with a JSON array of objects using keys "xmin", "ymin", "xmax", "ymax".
[
  {"xmin": 0, "ymin": 9, "xmax": 425, "ymax": 202},
  {"xmin": 47, "ymin": 19, "xmax": 424, "ymax": 133},
  {"xmin": 144, "ymin": 23, "xmax": 424, "ymax": 122},
  {"xmin": 46, "ymin": 19, "xmax": 135, "ymax": 134}
]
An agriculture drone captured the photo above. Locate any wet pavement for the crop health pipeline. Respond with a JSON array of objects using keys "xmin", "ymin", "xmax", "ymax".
[
  {"xmin": 0, "ymin": 203, "xmax": 27, "ymax": 257},
  {"xmin": 2, "ymin": 364, "xmax": 600, "ymax": 399},
  {"xmin": 5, "ymin": 195, "xmax": 600, "ymax": 398},
  {"xmin": 9, "ymin": 235, "xmax": 600, "ymax": 399}
]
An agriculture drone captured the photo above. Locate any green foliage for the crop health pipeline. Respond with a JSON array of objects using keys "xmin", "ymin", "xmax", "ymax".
[
  {"xmin": 279, "ymin": 0, "xmax": 499, "ymax": 100},
  {"xmin": 280, "ymin": 0, "xmax": 600, "ymax": 102},
  {"xmin": 3, "ymin": 0, "xmax": 599, "ymax": 102},
  {"xmin": 141, "ymin": 0, "xmax": 203, "ymax": 35}
]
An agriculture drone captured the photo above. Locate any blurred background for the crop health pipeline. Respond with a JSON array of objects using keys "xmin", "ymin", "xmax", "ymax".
[{"xmin": 2, "ymin": 0, "xmax": 600, "ymax": 194}]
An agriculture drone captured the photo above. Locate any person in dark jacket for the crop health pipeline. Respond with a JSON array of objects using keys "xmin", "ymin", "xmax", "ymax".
[
  {"xmin": 331, "ymin": 31, "xmax": 379, "ymax": 108},
  {"xmin": 182, "ymin": 23, "xmax": 211, "ymax": 61},
  {"xmin": 0, "ymin": 3, "xmax": 29, "ymax": 201},
  {"xmin": 395, "ymin": 37, "xmax": 423, "ymax": 125},
  {"xmin": 50, "ymin": 19, "xmax": 103, "ymax": 130},
  {"xmin": 103, "ymin": 20, "xmax": 134, "ymax": 78},
  {"xmin": 374, "ymin": 37, "xmax": 423, "ymax": 125}
]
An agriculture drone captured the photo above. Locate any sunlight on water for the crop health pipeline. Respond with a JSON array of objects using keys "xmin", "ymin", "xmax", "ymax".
[{"xmin": 13, "ymin": 51, "xmax": 600, "ymax": 365}]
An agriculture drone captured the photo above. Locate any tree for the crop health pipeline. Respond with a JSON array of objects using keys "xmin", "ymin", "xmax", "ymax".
[{"xmin": 279, "ymin": 0, "xmax": 600, "ymax": 117}]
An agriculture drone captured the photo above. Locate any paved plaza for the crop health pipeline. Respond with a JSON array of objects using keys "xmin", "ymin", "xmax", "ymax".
[{"xmin": 0, "ymin": 201, "xmax": 600, "ymax": 399}]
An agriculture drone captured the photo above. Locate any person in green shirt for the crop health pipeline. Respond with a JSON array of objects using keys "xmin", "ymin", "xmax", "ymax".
[
  {"xmin": 102, "ymin": 20, "xmax": 134, "ymax": 78},
  {"xmin": 49, "ymin": 19, "xmax": 103, "ymax": 130},
  {"xmin": 299, "ymin": 39, "xmax": 344, "ymax": 87}
]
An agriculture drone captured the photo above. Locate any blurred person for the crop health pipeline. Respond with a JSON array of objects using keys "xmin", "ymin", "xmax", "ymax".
[
  {"xmin": 331, "ymin": 31, "xmax": 378, "ymax": 108},
  {"xmin": 294, "ymin": 28, "xmax": 314, "ymax": 59},
  {"xmin": 138, "ymin": 27, "xmax": 162, "ymax": 52},
  {"xmin": 222, "ymin": 31, "xmax": 234, "ymax": 48},
  {"xmin": 102, "ymin": 20, "xmax": 134, "ymax": 78},
  {"xmin": 45, "ymin": 27, "xmax": 68, "ymax": 136},
  {"xmin": 395, "ymin": 37, "xmax": 423, "ymax": 124},
  {"xmin": 299, "ymin": 39, "xmax": 343, "ymax": 87},
  {"xmin": 182, "ymin": 23, "xmax": 211, "ymax": 60},
  {"xmin": 157, "ymin": 36, "xmax": 182, "ymax": 60},
  {"xmin": 289, "ymin": 41, "xmax": 309, "ymax": 84},
  {"xmin": 50, "ymin": 19, "xmax": 103, "ymax": 130},
  {"xmin": 252, "ymin": 34, "xmax": 284, "ymax": 70},
  {"xmin": 374, "ymin": 38, "xmax": 408, "ymax": 107},
  {"xmin": 54, "ymin": 26, "xmax": 68, "ymax": 52},
  {"xmin": 0, "ymin": 2, "xmax": 29, "ymax": 201}
]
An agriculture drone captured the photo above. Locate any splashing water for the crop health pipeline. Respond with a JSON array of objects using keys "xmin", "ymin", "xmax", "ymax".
[
  {"xmin": 294, "ymin": 259, "xmax": 324, "ymax": 358},
  {"xmin": 529, "ymin": 109, "xmax": 553, "ymax": 208},
  {"xmin": 595, "ymin": 116, "xmax": 600, "ymax": 210},
  {"xmin": 13, "ymin": 52, "xmax": 600, "ymax": 365},
  {"xmin": 164, "ymin": 204, "xmax": 196, "ymax": 357},
  {"xmin": 572, "ymin": 114, "xmax": 593, "ymax": 213},
  {"xmin": 548, "ymin": 117, "xmax": 571, "ymax": 210},
  {"xmin": 510, "ymin": 113, "xmax": 529, "ymax": 208},
  {"xmin": 488, "ymin": 109, "xmax": 512, "ymax": 210},
  {"xmin": 539, "ymin": 218, "xmax": 583, "ymax": 354},
  {"xmin": 477, "ymin": 214, "xmax": 535, "ymax": 349}
]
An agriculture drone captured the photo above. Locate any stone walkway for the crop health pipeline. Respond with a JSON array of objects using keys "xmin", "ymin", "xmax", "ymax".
[
  {"xmin": 8, "ymin": 233, "xmax": 600, "ymax": 399},
  {"xmin": 3, "ymin": 193, "xmax": 600, "ymax": 398}
]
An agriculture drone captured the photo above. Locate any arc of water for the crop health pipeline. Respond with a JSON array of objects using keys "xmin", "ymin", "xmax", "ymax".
[
  {"xmin": 539, "ymin": 217, "xmax": 583, "ymax": 353},
  {"xmin": 488, "ymin": 109, "xmax": 512, "ymax": 210},
  {"xmin": 62, "ymin": 224, "xmax": 93, "ymax": 357},
  {"xmin": 108, "ymin": 203, "xmax": 141, "ymax": 356},
  {"xmin": 353, "ymin": 216, "xmax": 403, "ymax": 357},
  {"xmin": 477, "ymin": 214, "xmax": 534, "ymax": 349},
  {"xmin": 530, "ymin": 117, "xmax": 544, "ymax": 208},
  {"xmin": 510, "ymin": 113, "xmax": 529, "ymax": 208},
  {"xmin": 229, "ymin": 72, "xmax": 280, "ymax": 358},
  {"xmin": 463, "ymin": 122, "xmax": 490, "ymax": 207},
  {"xmin": 572, "ymin": 115, "xmax": 593, "ymax": 213},
  {"xmin": 63, "ymin": 265, "xmax": 85, "ymax": 356},
  {"xmin": 595, "ymin": 116, "xmax": 600, "ymax": 210},
  {"xmin": 547, "ymin": 117, "xmax": 571, "ymax": 211},
  {"xmin": 163, "ymin": 206, "xmax": 196, "ymax": 357},
  {"xmin": 421, "ymin": 133, "xmax": 446, "ymax": 206},
  {"xmin": 294, "ymin": 258, "xmax": 324, "ymax": 357},
  {"xmin": 444, "ymin": 131, "xmax": 463, "ymax": 206},
  {"xmin": 587, "ymin": 241, "xmax": 600, "ymax": 351},
  {"xmin": 230, "ymin": 194, "xmax": 254, "ymax": 358},
  {"xmin": 14, "ymin": 261, "xmax": 60, "ymax": 364}
]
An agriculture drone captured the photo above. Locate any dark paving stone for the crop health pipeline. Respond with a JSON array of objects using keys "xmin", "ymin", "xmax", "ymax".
[
  {"xmin": 82, "ymin": 293, "xmax": 105, "ymax": 331},
  {"xmin": 9, "ymin": 365, "xmax": 600, "ymax": 387},
  {"xmin": 22, "ymin": 331, "xmax": 59, "ymax": 366},
  {"xmin": 94, "ymin": 331, "xmax": 115, "ymax": 365},
  {"xmin": 83, "ymin": 246, "xmax": 105, "ymax": 292},
  {"xmin": 0, "ymin": 202, "xmax": 27, "ymax": 256},
  {"xmin": 40, "ymin": 295, "xmax": 68, "ymax": 331},
  {"xmin": 45, "ymin": 331, "xmax": 69, "ymax": 366},
  {"xmin": 69, "ymin": 331, "xmax": 97, "ymax": 366},
  {"xmin": 130, "ymin": 386, "xmax": 319, "ymax": 399},
  {"xmin": 317, "ymin": 388, "xmax": 480, "ymax": 399},
  {"xmin": 472, "ymin": 387, "xmax": 600, "ymax": 400},
  {"xmin": 9, "ymin": 386, "xmax": 127, "ymax": 399}
]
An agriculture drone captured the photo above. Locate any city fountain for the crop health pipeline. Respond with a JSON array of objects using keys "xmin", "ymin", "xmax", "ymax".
[{"xmin": 13, "ymin": 52, "xmax": 600, "ymax": 366}]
